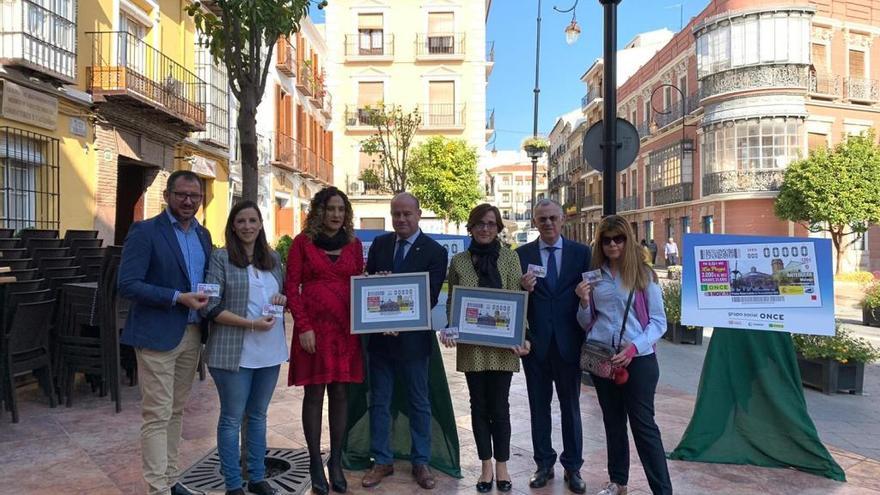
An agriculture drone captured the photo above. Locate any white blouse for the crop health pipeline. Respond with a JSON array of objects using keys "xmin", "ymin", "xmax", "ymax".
[{"xmin": 239, "ymin": 266, "xmax": 289, "ymax": 369}]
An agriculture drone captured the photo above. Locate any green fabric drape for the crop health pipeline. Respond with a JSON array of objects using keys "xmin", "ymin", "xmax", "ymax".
[
  {"xmin": 669, "ymin": 328, "xmax": 846, "ymax": 482},
  {"xmin": 342, "ymin": 336, "xmax": 462, "ymax": 478}
]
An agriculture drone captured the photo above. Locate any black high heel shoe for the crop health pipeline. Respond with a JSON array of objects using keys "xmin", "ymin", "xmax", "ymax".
[
  {"xmin": 327, "ymin": 460, "xmax": 348, "ymax": 493},
  {"xmin": 310, "ymin": 460, "xmax": 329, "ymax": 495},
  {"xmin": 476, "ymin": 478, "xmax": 494, "ymax": 493}
]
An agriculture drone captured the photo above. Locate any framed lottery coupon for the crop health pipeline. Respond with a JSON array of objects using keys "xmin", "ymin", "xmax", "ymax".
[
  {"xmin": 448, "ymin": 286, "xmax": 528, "ymax": 349},
  {"xmin": 350, "ymin": 272, "xmax": 432, "ymax": 334}
]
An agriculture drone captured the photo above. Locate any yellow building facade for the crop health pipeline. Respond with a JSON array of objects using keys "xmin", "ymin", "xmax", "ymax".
[
  {"xmin": 324, "ymin": 0, "xmax": 493, "ymax": 233},
  {"xmin": 0, "ymin": 0, "xmax": 231, "ymax": 242}
]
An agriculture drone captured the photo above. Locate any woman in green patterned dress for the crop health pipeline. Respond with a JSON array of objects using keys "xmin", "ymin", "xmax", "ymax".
[{"xmin": 440, "ymin": 203, "xmax": 530, "ymax": 493}]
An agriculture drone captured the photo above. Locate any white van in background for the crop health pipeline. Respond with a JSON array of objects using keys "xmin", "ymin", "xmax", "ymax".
[{"xmin": 513, "ymin": 229, "xmax": 540, "ymax": 245}]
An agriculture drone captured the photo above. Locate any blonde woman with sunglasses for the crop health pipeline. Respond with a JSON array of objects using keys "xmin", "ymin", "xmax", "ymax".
[{"xmin": 575, "ymin": 215, "xmax": 672, "ymax": 495}]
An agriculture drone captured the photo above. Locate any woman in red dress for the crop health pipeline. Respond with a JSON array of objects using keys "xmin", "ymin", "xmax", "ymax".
[{"xmin": 286, "ymin": 186, "xmax": 364, "ymax": 494}]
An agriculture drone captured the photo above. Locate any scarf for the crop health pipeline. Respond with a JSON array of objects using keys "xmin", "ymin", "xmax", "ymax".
[
  {"xmin": 314, "ymin": 229, "xmax": 349, "ymax": 251},
  {"xmin": 468, "ymin": 239, "xmax": 503, "ymax": 289}
]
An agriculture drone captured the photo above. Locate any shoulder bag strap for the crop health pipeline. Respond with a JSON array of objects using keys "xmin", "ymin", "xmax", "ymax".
[{"xmin": 615, "ymin": 288, "xmax": 635, "ymax": 352}]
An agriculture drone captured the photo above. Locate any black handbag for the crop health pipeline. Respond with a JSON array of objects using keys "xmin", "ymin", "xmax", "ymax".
[{"xmin": 579, "ymin": 289, "xmax": 634, "ymax": 379}]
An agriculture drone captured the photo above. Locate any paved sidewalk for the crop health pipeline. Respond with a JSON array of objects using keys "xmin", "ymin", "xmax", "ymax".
[{"xmin": 1, "ymin": 296, "xmax": 879, "ymax": 494}]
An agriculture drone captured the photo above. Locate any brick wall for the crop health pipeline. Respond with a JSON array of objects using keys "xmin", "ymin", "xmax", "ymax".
[{"xmin": 94, "ymin": 124, "xmax": 119, "ymax": 243}]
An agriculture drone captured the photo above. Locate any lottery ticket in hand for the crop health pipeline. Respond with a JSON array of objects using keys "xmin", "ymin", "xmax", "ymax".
[
  {"xmin": 262, "ymin": 304, "xmax": 284, "ymax": 317},
  {"xmin": 582, "ymin": 270, "xmax": 602, "ymax": 285},
  {"xmin": 528, "ymin": 264, "xmax": 547, "ymax": 278},
  {"xmin": 442, "ymin": 326, "xmax": 459, "ymax": 339},
  {"xmin": 196, "ymin": 283, "xmax": 220, "ymax": 297}
]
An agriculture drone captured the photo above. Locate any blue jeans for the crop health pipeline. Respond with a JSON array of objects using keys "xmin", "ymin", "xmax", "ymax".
[
  {"xmin": 210, "ymin": 365, "xmax": 280, "ymax": 490},
  {"xmin": 368, "ymin": 351, "xmax": 431, "ymax": 465}
]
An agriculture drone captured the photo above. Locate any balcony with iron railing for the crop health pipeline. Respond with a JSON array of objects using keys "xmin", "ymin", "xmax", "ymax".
[
  {"xmin": 309, "ymin": 71, "xmax": 325, "ymax": 107},
  {"xmin": 702, "ymin": 169, "xmax": 785, "ymax": 197},
  {"xmin": 275, "ymin": 37, "xmax": 296, "ymax": 77},
  {"xmin": 317, "ymin": 156, "xmax": 333, "ymax": 185},
  {"xmin": 321, "ymin": 92, "xmax": 332, "ymax": 119},
  {"xmin": 637, "ymin": 121, "xmax": 652, "ymax": 140},
  {"xmin": 581, "ymin": 86, "xmax": 602, "ymax": 111},
  {"xmin": 486, "ymin": 41, "xmax": 495, "ymax": 76},
  {"xmin": 808, "ymin": 71, "xmax": 842, "ymax": 100},
  {"xmin": 0, "ymin": 0, "xmax": 77, "ymax": 83},
  {"xmin": 194, "ymin": 49, "xmax": 229, "ymax": 148},
  {"xmin": 415, "ymin": 33, "xmax": 465, "ymax": 60},
  {"xmin": 421, "ymin": 103, "xmax": 466, "ymax": 129},
  {"xmin": 86, "ymin": 31, "xmax": 206, "ymax": 131},
  {"xmin": 699, "ymin": 64, "xmax": 810, "ymax": 100},
  {"xmin": 650, "ymin": 183, "xmax": 693, "ymax": 206},
  {"xmin": 618, "ymin": 195, "xmax": 638, "ymax": 212},
  {"xmin": 295, "ymin": 62, "xmax": 313, "ymax": 96},
  {"xmin": 275, "ymin": 131, "xmax": 302, "ymax": 171},
  {"xmin": 578, "ymin": 194, "xmax": 602, "ymax": 210},
  {"xmin": 344, "ymin": 34, "xmax": 394, "ymax": 61},
  {"xmin": 344, "ymin": 105, "xmax": 381, "ymax": 129},
  {"xmin": 846, "ymin": 77, "xmax": 880, "ymax": 104},
  {"xmin": 653, "ymin": 95, "xmax": 701, "ymax": 129}
]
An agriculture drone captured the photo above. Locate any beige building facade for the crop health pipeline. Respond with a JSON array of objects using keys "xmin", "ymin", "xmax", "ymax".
[{"xmin": 324, "ymin": 0, "xmax": 492, "ymax": 233}]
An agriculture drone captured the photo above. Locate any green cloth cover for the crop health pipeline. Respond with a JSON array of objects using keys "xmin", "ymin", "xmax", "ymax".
[
  {"xmin": 669, "ymin": 328, "xmax": 845, "ymax": 482},
  {"xmin": 342, "ymin": 337, "xmax": 462, "ymax": 478}
]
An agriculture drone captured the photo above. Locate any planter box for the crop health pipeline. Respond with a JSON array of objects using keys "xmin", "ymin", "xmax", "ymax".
[
  {"xmin": 796, "ymin": 354, "xmax": 865, "ymax": 395},
  {"xmin": 667, "ymin": 270, "xmax": 682, "ymax": 280},
  {"xmin": 862, "ymin": 306, "xmax": 880, "ymax": 327},
  {"xmin": 665, "ymin": 322, "xmax": 703, "ymax": 345}
]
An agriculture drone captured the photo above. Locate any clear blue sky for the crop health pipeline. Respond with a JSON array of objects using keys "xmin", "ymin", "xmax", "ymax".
[{"xmin": 487, "ymin": 0, "xmax": 708, "ymax": 150}]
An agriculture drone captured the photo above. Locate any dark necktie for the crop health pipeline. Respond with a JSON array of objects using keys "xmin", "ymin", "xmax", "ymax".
[
  {"xmin": 545, "ymin": 246, "xmax": 558, "ymax": 289},
  {"xmin": 393, "ymin": 239, "xmax": 408, "ymax": 273}
]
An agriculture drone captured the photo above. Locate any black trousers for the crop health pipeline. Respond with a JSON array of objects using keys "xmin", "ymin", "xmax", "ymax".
[
  {"xmin": 592, "ymin": 354, "xmax": 673, "ymax": 495},
  {"xmin": 465, "ymin": 370, "xmax": 513, "ymax": 462}
]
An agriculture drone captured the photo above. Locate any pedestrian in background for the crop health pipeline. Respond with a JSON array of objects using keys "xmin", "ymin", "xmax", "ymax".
[
  {"xmin": 201, "ymin": 200, "xmax": 286, "ymax": 495},
  {"xmin": 664, "ymin": 237, "xmax": 679, "ymax": 266}
]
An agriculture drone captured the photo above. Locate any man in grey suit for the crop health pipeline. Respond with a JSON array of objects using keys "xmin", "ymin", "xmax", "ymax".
[{"xmin": 517, "ymin": 198, "xmax": 591, "ymax": 494}]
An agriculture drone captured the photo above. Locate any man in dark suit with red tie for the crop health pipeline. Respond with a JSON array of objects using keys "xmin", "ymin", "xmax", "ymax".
[
  {"xmin": 361, "ymin": 192, "xmax": 448, "ymax": 490},
  {"xmin": 517, "ymin": 198, "xmax": 592, "ymax": 494}
]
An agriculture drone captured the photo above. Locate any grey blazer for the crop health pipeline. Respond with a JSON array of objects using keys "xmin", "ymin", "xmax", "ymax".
[{"xmin": 201, "ymin": 248, "xmax": 285, "ymax": 371}]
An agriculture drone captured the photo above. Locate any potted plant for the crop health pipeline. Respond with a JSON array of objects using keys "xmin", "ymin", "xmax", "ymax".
[
  {"xmin": 275, "ymin": 235, "xmax": 293, "ymax": 265},
  {"xmin": 521, "ymin": 136, "xmax": 550, "ymax": 157},
  {"xmin": 861, "ymin": 281, "xmax": 880, "ymax": 327},
  {"xmin": 661, "ymin": 281, "xmax": 703, "ymax": 345},
  {"xmin": 667, "ymin": 265, "xmax": 682, "ymax": 280},
  {"xmin": 793, "ymin": 325, "xmax": 879, "ymax": 395}
]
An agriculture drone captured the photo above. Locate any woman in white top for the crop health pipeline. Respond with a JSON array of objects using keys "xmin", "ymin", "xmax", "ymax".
[
  {"xmin": 202, "ymin": 200, "xmax": 287, "ymax": 495},
  {"xmin": 575, "ymin": 215, "xmax": 671, "ymax": 495}
]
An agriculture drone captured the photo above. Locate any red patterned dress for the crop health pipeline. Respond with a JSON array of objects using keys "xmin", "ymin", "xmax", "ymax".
[{"xmin": 286, "ymin": 233, "xmax": 365, "ymax": 386}]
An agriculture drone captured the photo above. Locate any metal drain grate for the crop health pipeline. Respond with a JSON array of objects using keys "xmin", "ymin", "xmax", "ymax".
[{"xmin": 180, "ymin": 447, "xmax": 321, "ymax": 494}]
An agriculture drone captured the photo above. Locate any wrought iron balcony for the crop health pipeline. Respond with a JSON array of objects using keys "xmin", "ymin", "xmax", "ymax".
[
  {"xmin": 581, "ymin": 87, "xmax": 602, "ymax": 111},
  {"xmin": 702, "ymin": 169, "xmax": 785, "ymax": 196},
  {"xmin": 309, "ymin": 70, "xmax": 325, "ymax": 107},
  {"xmin": 86, "ymin": 31, "xmax": 206, "ymax": 132},
  {"xmin": 344, "ymin": 34, "xmax": 394, "ymax": 60},
  {"xmin": 686, "ymin": 92, "xmax": 701, "ymax": 114},
  {"xmin": 421, "ymin": 103, "xmax": 466, "ymax": 129},
  {"xmin": 344, "ymin": 105, "xmax": 381, "ymax": 128},
  {"xmin": 809, "ymin": 72, "xmax": 841, "ymax": 99},
  {"xmin": 579, "ymin": 194, "xmax": 601, "ymax": 210},
  {"xmin": 415, "ymin": 33, "xmax": 465, "ymax": 58},
  {"xmin": 637, "ymin": 121, "xmax": 652, "ymax": 140},
  {"xmin": 0, "ymin": 0, "xmax": 76, "ymax": 83},
  {"xmin": 321, "ymin": 92, "xmax": 332, "ymax": 119},
  {"xmin": 275, "ymin": 37, "xmax": 296, "ymax": 77},
  {"xmin": 618, "ymin": 195, "xmax": 638, "ymax": 212},
  {"xmin": 653, "ymin": 95, "xmax": 701, "ymax": 129},
  {"xmin": 194, "ymin": 48, "xmax": 229, "ymax": 148},
  {"xmin": 317, "ymin": 156, "xmax": 333, "ymax": 185},
  {"xmin": 699, "ymin": 64, "xmax": 810, "ymax": 100},
  {"xmin": 295, "ymin": 62, "xmax": 313, "ymax": 96},
  {"xmin": 846, "ymin": 77, "xmax": 879, "ymax": 104},
  {"xmin": 275, "ymin": 132, "xmax": 302, "ymax": 171},
  {"xmin": 651, "ymin": 183, "xmax": 693, "ymax": 206}
]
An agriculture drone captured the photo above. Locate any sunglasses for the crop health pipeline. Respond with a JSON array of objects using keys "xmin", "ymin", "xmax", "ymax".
[{"xmin": 601, "ymin": 234, "xmax": 627, "ymax": 246}]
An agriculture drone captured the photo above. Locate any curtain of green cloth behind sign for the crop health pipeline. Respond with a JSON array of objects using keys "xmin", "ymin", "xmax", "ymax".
[
  {"xmin": 342, "ymin": 337, "xmax": 462, "ymax": 478},
  {"xmin": 669, "ymin": 328, "xmax": 845, "ymax": 482}
]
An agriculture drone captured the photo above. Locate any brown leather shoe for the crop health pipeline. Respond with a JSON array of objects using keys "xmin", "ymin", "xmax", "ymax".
[
  {"xmin": 412, "ymin": 464, "xmax": 436, "ymax": 490},
  {"xmin": 361, "ymin": 463, "xmax": 394, "ymax": 488}
]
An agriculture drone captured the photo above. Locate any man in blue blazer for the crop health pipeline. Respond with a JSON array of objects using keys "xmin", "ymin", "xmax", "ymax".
[
  {"xmin": 118, "ymin": 170, "xmax": 213, "ymax": 495},
  {"xmin": 516, "ymin": 198, "xmax": 591, "ymax": 494},
  {"xmin": 361, "ymin": 193, "xmax": 448, "ymax": 490}
]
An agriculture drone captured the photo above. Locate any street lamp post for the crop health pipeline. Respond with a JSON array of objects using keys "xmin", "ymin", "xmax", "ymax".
[
  {"xmin": 600, "ymin": 0, "xmax": 621, "ymax": 216},
  {"xmin": 530, "ymin": 0, "xmax": 543, "ymax": 213}
]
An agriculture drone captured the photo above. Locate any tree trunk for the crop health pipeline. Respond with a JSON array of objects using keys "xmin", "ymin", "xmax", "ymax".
[
  {"xmin": 237, "ymin": 87, "xmax": 259, "ymax": 202},
  {"xmin": 832, "ymin": 230, "xmax": 843, "ymax": 274}
]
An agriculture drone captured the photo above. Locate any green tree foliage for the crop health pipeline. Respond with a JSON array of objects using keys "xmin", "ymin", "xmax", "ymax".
[
  {"xmin": 360, "ymin": 104, "xmax": 422, "ymax": 193},
  {"xmin": 185, "ymin": 0, "xmax": 323, "ymax": 201},
  {"xmin": 410, "ymin": 137, "xmax": 481, "ymax": 229},
  {"xmin": 775, "ymin": 131, "xmax": 880, "ymax": 273}
]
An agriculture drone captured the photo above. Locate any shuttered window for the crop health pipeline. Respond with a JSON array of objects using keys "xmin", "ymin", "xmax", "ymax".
[
  {"xmin": 428, "ymin": 12, "xmax": 454, "ymax": 33},
  {"xmin": 849, "ymin": 49, "xmax": 865, "ymax": 77},
  {"xmin": 357, "ymin": 82, "xmax": 383, "ymax": 107},
  {"xmin": 812, "ymin": 43, "xmax": 827, "ymax": 72}
]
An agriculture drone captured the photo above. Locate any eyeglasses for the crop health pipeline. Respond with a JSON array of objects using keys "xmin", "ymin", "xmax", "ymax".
[
  {"xmin": 601, "ymin": 234, "xmax": 627, "ymax": 246},
  {"xmin": 170, "ymin": 191, "xmax": 203, "ymax": 203},
  {"xmin": 473, "ymin": 221, "xmax": 498, "ymax": 231}
]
